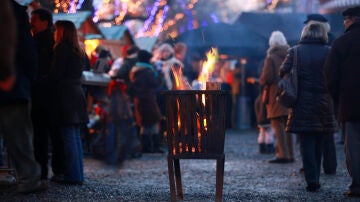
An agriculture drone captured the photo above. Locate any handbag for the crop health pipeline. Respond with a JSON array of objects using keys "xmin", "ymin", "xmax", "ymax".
[{"xmin": 277, "ymin": 48, "xmax": 298, "ymax": 108}]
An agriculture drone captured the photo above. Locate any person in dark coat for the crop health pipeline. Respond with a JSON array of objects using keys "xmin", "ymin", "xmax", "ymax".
[
  {"xmin": 30, "ymin": 7, "xmax": 65, "ymax": 181},
  {"xmin": 115, "ymin": 45, "xmax": 139, "ymax": 84},
  {"xmin": 260, "ymin": 31, "xmax": 294, "ymax": 163},
  {"xmin": 324, "ymin": 6, "xmax": 360, "ymax": 198},
  {"xmin": 301, "ymin": 13, "xmax": 338, "ymax": 176},
  {"xmin": 129, "ymin": 50, "xmax": 162, "ymax": 153},
  {"xmin": 114, "ymin": 44, "xmax": 140, "ymax": 100},
  {"xmin": 0, "ymin": 0, "xmax": 16, "ymax": 166},
  {"xmin": 0, "ymin": 0, "xmax": 48, "ymax": 193},
  {"xmin": 0, "ymin": 0, "xmax": 16, "ymax": 91},
  {"xmin": 280, "ymin": 23, "xmax": 338, "ymax": 192},
  {"xmin": 49, "ymin": 20, "xmax": 89, "ymax": 185}
]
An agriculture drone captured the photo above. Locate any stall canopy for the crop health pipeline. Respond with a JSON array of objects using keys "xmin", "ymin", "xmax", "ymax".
[
  {"xmin": 98, "ymin": 25, "xmax": 134, "ymax": 58},
  {"xmin": 53, "ymin": 11, "xmax": 103, "ymax": 39},
  {"xmin": 134, "ymin": 36, "xmax": 158, "ymax": 52},
  {"xmin": 99, "ymin": 25, "xmax": 133, "ymax": 42}
]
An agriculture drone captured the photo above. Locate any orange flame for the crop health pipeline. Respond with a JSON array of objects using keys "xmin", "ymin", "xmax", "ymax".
[
  {"xmin": 176, "ymin": 99, "xmax": 181, "ymax": 129},
  {"xmin": 171, "ymin": 63, "xmax": 191, "ymax": 90},
  {"xmin": 197, "ymin": 48, "xmax": 218, "ymax": 89},
  {"xmin": 201, "ymin": 94, "xmax": 207, "ymax": 131}
]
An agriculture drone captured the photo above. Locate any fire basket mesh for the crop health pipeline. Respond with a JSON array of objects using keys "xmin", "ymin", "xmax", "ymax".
[{"xmin": 163, "ymin": 90, "xmax": 227, "ymax": 159}]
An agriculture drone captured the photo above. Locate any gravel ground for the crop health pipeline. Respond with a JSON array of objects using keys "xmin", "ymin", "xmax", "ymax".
[{"xmin": 0, "ymin": 129, "xmax": 357, "ymax": 201}]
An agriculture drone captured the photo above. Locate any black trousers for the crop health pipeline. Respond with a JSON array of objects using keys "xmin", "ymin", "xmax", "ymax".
[{"xmin": 33, "ymin": 116, "xmax": 65, "ymax": 179}]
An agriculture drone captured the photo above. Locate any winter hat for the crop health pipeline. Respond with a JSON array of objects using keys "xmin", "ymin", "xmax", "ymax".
[
  {"xmin": 342, "ymin": 6, "xmax": 360, "ymax": 17},
  {"xmin": 304, "ymin": 14, "xmax": 328, "ymax": 24},
  {"xmin": 137, "ymin": 50, "xmax": 153, "ymax": 63}
]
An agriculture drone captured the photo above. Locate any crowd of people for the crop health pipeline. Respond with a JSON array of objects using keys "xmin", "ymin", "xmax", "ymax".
[
  {"xmin": 254, "ymin": 7, "xmax": 360, "ymax": 195},
  {"xmin": 1, "ymin": 0, "xmax": 360, "ymax": 198}
]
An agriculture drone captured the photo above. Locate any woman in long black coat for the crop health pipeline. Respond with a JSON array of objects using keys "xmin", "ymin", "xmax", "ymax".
[
  {"xmin": 280, "ymin": 22, "xmax": 338, "ymax": 192},
  {"xmin": 49, "ymin": 20, "xmax": 88, "ymax": 184}
]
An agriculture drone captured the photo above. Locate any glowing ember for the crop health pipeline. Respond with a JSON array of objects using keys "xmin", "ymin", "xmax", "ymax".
[
  {"xmin": 176, "ymin": 99, "xmax": 181, "ymax": 128},
  {"xmin": 179, "ymin": 142, "xmax": 183, "ymax": 153},
  {"xmin": 203, "ymin": 116, "xmax": 207, "ymax": 131}
]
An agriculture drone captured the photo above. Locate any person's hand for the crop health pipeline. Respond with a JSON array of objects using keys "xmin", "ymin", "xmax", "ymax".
[
  {"xmin": 0, "ymin": 75, "xmax": 15, "ymax": 91},
  {"xmin": 246, "ymin": 77, "xmax": 257, "ymax": 84}
]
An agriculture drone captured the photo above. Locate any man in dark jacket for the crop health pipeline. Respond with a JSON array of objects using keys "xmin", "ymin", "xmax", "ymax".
[
  {"xmin": 0, "ymin": 0, "xmax": 47, "ymax": 193},
  {"xmin": 324, "ymin": 6, "xmax": 360, "ymax": 198},
  {"xmin": 30, "ymin": 7, "xmax": 65, "ymax": 181}
]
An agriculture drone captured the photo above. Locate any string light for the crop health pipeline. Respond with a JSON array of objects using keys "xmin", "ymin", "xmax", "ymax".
[
  {"xmin": 52, "ymin": 0, "xmax": 268, "ymax": 40},
  {"xmin": 138, "ymin": 0, "xmax": 161, "ymax": 37}
]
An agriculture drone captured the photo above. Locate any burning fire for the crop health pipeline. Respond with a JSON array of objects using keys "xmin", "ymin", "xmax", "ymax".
[
  {"xmin": 170, "ymin": 48, "xmax": 219, "ymax": 155},
  {"xmin": 172, "ymin": 47, "xmax": 219, "ymax": 90},
  {"xmin": 197, "ymin": 47, "xmax": 218, "ymax": 89},
  {"xmin": 189, "ymin": 47, "xmax": 219, "ymax": 90}
]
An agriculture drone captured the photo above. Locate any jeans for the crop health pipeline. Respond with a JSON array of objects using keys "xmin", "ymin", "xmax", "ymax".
[{"xmin": 62, "ymin": 126, "xmax": 83, "ymax": 182}]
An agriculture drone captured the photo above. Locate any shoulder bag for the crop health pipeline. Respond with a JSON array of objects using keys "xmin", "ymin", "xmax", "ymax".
[{"xmin": 277, "ymin": 48, "xmax": 298, "ymax": 108}]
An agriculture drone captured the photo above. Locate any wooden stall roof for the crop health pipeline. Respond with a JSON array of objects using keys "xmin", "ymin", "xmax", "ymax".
[
  {"xmin": 99, "ymin": 25, "xmax": 134, "ymax": 44},
  {"xmin": 53, "ymin": 11, "xmax": 103, "ymax": 37}
]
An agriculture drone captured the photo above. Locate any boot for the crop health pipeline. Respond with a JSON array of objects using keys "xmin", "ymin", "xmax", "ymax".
[
  {"xmin": 259, "ymin": 143, "xmax": 266, "ymax": 154},
  {"xmin": 265, "ymin": 144, "xmax": 275, "ymax": 154},
  {"xmin": 141, "ymin": 134, "xmax": 154, "ymax": 153}
]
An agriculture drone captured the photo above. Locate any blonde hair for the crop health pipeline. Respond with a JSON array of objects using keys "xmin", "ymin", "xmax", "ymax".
[
  {"xmin": 307, "ymin": 20, "xmax": 331, "ymax": 33},
  {"xmin": 268, "ymin": 31, "xmax": 288, "ymax": 47},
  {"xmin": 301, "ymin": 22, "xmax": 328, "ymax": 43},
  {"xmin": 157, "ymin": 43, "xmax": 174, "ymax": 54}
]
